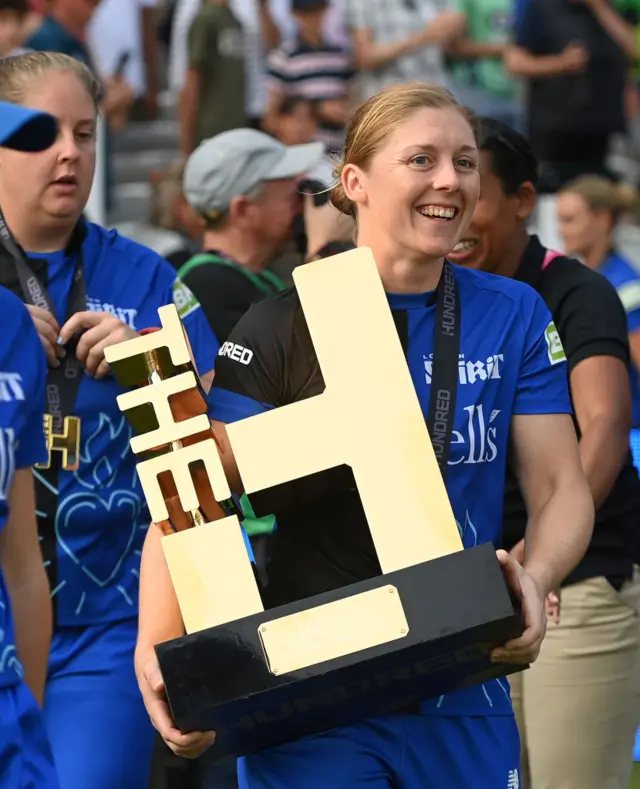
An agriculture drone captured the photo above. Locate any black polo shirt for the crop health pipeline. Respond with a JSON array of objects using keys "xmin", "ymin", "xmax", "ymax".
[
  {"xmin": 181, "ymin": 252, "xmax": 285, "ymax": 345},
  {"xmin": 502, "ymin": 235, "xmax": 640, "ymax": 586},
  {"xmin": 515, "ymin": 0, "xmax": 629, "ymax": 160}
]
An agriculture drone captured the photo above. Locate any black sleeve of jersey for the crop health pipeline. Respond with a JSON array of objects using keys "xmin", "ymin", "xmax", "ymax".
[
  {"xmin": 183, "ymin": 265, "xmax": 263, "ymax": 346},
  {"xmin": 211, "ymin": 289, "xmax": 303, "ymax": 409},
  {"xmin": 209, "ymin": 290, "xmax": 354, "ymax": 517},
  {"xmin": 543, "ymin": 259, "xmax": 630, "ymax": 372}
]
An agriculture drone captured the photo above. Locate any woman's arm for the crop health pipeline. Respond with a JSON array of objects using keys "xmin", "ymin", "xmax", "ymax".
[
  {"xmin": 0, "ymin": 468, "xmax": 52, "ymax": 705},
  {"xmin": 630, "ymin": 329, "xmax": 640, "ymax": 374},
  {"xmin": 258, "ymin": 0, "xmax": 281, "ymax": 51},
  {"xmin": 135, "ymin": 523, "xmax": 184, "ymax": 670},
  {"xmin": 512, "ymin": 412, "xmax": 594, "ymax": 595},
  {"xmin": 447, "ymin": 38, "xmax": 506, "ymax": 60},
  {"xmin": 135, "ymin": 523, "xmax": 215, "ymax": 758},
  {"xmin": 492, "ymin": 413, "xmax": 593, "ymax": 664},
  {"xmin": 570, "ymin": 355, "xmax": 632, "ymax": 508},
  {"xmin": 505, "ymin": 43, "xmax": 589, "ymax": 78},
  {"xmin": 352, "ymin": 12, "xmax": 466, "ymax": 71},
  {"xmin": 580, "ymin": 0, "xmax": 637, "ymax": 60}
]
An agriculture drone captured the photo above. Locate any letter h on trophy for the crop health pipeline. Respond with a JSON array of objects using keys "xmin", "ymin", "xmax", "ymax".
[
  {"xmin": 105, "ymin": 248, "xmax": 525, "ymax": 762},
  {"xmin": 35, "ymin": 414, "xmax": 81, "ymax": 472}
]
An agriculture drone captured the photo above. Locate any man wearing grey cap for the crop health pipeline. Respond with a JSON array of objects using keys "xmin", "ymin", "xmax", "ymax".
[{"xmin": 177, "ymin": 126, "xmax": 324, "ymax": 345}]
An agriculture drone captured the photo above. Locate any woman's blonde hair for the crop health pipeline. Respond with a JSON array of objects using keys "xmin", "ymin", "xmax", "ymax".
[
  {"xmin": 0, "ymin": 51, "xmax": 101, "ymax": 110},
  {"xmin": 331, "ymin": 82, "xmax": 475, "ymax": 217},
  {"xmin": 560, "ymin": 175, "xmax": 640, "ymax": 225}
]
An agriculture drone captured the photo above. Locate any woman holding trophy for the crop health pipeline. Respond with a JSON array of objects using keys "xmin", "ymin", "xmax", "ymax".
[{"xmin": 136, "ymin": 82, "xmax": 595, "ymax": 787}]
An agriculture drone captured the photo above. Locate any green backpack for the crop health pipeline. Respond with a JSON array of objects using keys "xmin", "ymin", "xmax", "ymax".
[{"xmin": 179, "ymin": 252, "xmax": 285, "ymax": 537}]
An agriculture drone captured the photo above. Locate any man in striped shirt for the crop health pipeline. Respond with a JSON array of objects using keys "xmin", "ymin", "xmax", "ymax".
[{"xmin": 265, "ymin": 0, "xmax": 355, "ymax": 152}]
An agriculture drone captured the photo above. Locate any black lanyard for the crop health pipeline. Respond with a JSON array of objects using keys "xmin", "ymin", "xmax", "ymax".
[
  {"xmin": 0, "ymin": 208, "xmax": 87, "ymax": 607},
  {"xmin": 0, "ymin": 208, "xmax": 86, "ymax": 434},
  {"xmin": 426, "ymin": 261, "xmax": 461, "ymax": 480}
]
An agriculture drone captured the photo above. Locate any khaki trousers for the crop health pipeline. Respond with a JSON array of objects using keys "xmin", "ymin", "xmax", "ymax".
[{"xmin": 510, "ymin": 574, "xmax": 640, "ymax": 789}]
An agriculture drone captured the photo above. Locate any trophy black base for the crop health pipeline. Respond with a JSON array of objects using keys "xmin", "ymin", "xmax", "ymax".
[{"xmin": 156, "ymin": 542, "xmax": 526, "ymax": 763}]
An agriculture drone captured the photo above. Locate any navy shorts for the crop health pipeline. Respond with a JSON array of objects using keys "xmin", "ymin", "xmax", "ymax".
[
  {"xmin": 44, "ymin": 618, "xmax": 154, "ymax": 789},
  {"xmin": 238, "ymin": 713, "xmax": 520, "ymax": 789},
  {"xmin": 0, "ymin": 680, "xmax": 58, "ymax": 789}
]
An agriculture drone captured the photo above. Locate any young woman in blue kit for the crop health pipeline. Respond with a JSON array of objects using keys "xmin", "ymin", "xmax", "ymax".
[
  {"xmin": 135, "ymin": 83, "xmax": 595, "ymax": 789},
  {"xmin": 557, "ymin": 175, "xmax": 640, "ymax": 469},
  {"xmin": 0, "ymin": 99, "xmax": 59, "ymax": 789},
  {"xmin": 0, "ymin": 52, "xmax": 219, "ymax": 789}
]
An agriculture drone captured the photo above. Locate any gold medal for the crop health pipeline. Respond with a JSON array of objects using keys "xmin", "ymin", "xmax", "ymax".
[{"xmin": 36, "ymin": 414, "xmax": 81, "ymax": 471}]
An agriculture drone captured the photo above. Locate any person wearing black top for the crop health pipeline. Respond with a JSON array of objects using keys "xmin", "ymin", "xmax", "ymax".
[
  {"xmin": 177, "ymin": 127, "xmax": 325, "ymax": 345},
  {"xmin": 135, "ymin": 83, "xmax": 594, "ymax": 789},
  {"xmin": 449, "ymin": 117, "xmax": 640, "ymax": 789},
  {"xmin": 505, "ymin": 0, "xmax": 635, "ymax": 192}
]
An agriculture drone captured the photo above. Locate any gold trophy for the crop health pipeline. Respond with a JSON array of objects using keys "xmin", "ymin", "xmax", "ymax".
[{"xmin": 105, "ymin": 248, "xmax": 524, "ymax": 761}]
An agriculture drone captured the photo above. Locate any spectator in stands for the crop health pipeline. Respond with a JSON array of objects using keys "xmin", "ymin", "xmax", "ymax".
[
  {"xmin": 180, "ymin": 0, "xmax": 246, "ymax": 156},
  {"xmin": 272, "ymin": 95, "xmax": 319, "ymax": 145},
  {"xmin": 88, "ymin": 0, "xmax": 160, "ymax": 121},
  {"xmin": 177, "ymin": 126, "xmax": 325, "ymax": 343},
  {"xmin": 447, "ymin": 0, "xmax": 523, "ymax": 130},
  {"xmin": 146, "ymin": 161, "xmax": 203, "ymax": 270},
  {"xmin": 170, "ymin": 0, "xmax": 282, "ymax": 132},
  {"xmin": 27, "ymin": 0, "xmax": 134, "ymax": 132},
  {"xmin": 344, "ymin": 0, "xmax": 467, "ymax": 101},
  {"xmin": 264, "ymin": 0, "xmax": 355, "ymax": 153},
  {"xmin": 449, "ymin": 117, "xmax": 640, "ymax": 789},
  {"xmin": 505, "ymin": 0, "xmax": 637, "ymax": 192},
  {"xmin": 0, "ymin": 0, "xmax": 31, "ymax": 56},
  {"xmin": 557, "ymin": 175, "xmax": 640, "ymax": 467},
  {"xmin": 26, "ymin": 0, "xmax": 96, "ymax": 65}
]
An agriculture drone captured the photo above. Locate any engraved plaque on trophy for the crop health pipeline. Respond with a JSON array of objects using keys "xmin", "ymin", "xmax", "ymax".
[{"xmin": 105, "ymin": 248, "xmax": 525, "ymax": 763}]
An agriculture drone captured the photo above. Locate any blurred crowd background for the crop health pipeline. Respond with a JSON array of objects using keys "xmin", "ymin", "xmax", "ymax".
[
  {"xmin": 3, "ymin": 0, "xmax": 640, "ymax": 276},
  {"xmin": 6, "ymin": 1, "xmax": 640, "ymax": 787}
]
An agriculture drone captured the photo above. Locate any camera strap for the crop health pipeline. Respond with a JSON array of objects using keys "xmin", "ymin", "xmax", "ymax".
[
  {"xmin": 0, "ymin": 207, "xmax": 87, "ymax": 600},
  {"xmin": 426, "ymin": 261, "xmax": 461, "ymax": 481}
]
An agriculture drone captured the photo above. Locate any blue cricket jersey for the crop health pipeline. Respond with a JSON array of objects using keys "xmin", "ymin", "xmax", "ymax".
[
  {"xmin": 26, "ymin": 222, "xmax": 219, "ymax": 627},
  {"xmin": 207, "ymin": 262, "xmax": 572, "ymax": 717},
  {"xmin": 0, "ymin": 288, "xmax": 47, "ymax": 688},
  {"xmin": 599, "ymin": 251, "xmax": 640, "ymax": 427}
]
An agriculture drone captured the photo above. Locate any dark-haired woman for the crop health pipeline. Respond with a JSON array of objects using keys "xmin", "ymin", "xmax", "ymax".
[{"xmin": 449, "ymin": 116, "xmax": 640, "ymax": 789}]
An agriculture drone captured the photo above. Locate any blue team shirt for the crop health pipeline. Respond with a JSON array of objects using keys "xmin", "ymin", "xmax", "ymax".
[
  {"xmin": 599, "ymin": 251, "xmax": 640, "ymax": 427},
  {"xmin": 0, "ymin": 288, "xmax": 47, "ymax": 688},
  {"xmin": 207, "ymin": 264, "xmax": 572, "ymax": 717},
  {"xmin": 29, "ymin": 222, "xmax": 219, "ymax": 627}
]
